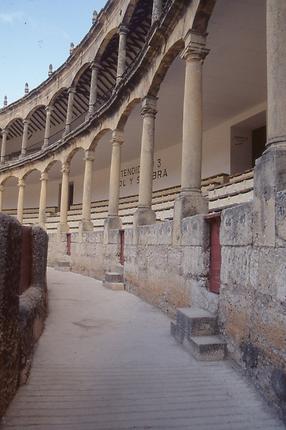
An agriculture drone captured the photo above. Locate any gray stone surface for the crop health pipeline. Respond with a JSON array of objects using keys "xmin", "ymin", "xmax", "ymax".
[
  {"xmin": 1, "ymin": 268, "xmax": 284, "ymax": 429},
  {"xmin": 220, "ymin": 203, "xmax": 253, "ymax": 246},
  {"xmin": 0, "ymin": 214, "xmax": 22, "ymax": 417}
]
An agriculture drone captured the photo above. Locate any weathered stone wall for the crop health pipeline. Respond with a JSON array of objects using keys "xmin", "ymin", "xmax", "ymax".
[
  {"xmin": 219, "ymin": 202, "xmax": 286, "ymax": 419},
  {"xmin": 124, "ymin": 216, "xmax": 218, "ymax": 318},
  {"xmin": 0, "ymin": 214, "xmax": 22, "ymax": 418},
  {"xmin": 48, "ymin": 231, "xmax": 121, "ymax": 280},
  {"xmin": 0, "ymin": 215, "xmax": 48, "ymax": 418},
  {"xmin": 71, "ymin": 231, "xmax": 120, "ymax": 279}
]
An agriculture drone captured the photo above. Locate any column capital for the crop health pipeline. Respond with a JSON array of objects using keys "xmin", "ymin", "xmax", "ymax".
[
  {"xmin": 91, "ymin": 61, "xmax": 100, "ymax": 71},
  {"xmin": 23, "ymin": 119, "xmax": 31, "ymax": 127},
  {"xmin": 2, "ymin": 129, "xmax": 7, "ymax": 137},
  {"xmin": 40, "ymin": 172, "xmax": 48, "ymax": 181},
  {"xmin": 84, "ymin": 150, "xmax": 95, "ymax": 161},
  {"xmin": 61, "ymin": 163, "xmax": 70, "ymax": 174},
  {"xmin": 45, "ymin": 105, "xmax": 54, "ymax": 114},
  {"xmin": 119, "ymin": 25, "xmax": 129, "ymax": 36},
  {"xmin": 18, "ymin": 178, "xmax": 25, "ymax": 188},
  {"xmin": 181, "ymin": 32, "xmax": 209, "ymax": 62},
  {"xmin": 0, "ymin": 184, "xmax": 4, "ymax": 192},
  {"xmin": 112, "ymin": 130, "xmax": 124, "ymax": 145},
  {"xmin": 68, "ymin": 86, "xmax": 76, "ymax": 95},
  {"xmin": 141, "ymin": 96, "xmax": 158, "ymax": 117}
]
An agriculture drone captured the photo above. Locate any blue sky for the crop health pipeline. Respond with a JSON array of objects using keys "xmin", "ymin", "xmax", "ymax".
[{"xmin": 0, "ymin": 0, "xmax": 107, "ymax": 105}]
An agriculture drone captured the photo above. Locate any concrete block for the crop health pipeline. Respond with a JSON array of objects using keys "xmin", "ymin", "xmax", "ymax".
[
  {"xmin": 189, "ymin": 335, "xmax": 227, "ymax": 361},
  {"xmin": 220, "ymin": 203, "xmax": 253, "ymax": 246},
  {"xmin": 181, "ymin": 215, "xmax": 210, "ymax": 249}
]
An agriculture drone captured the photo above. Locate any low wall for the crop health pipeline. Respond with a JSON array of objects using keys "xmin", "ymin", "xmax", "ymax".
[
  {"xmin": 48, "ymin": 230, "xmax": 121, "ymax": 280},
  {"xmin": 124, "ymin": 217, "xmax": 218, "ymax": 317},
  {"xmin": 0, "ymin": 215, "xmax": 48, "ymax": 418},
  {"xmin": 219, "ymin": 202, "xmax": 286, "ymax": 419}
]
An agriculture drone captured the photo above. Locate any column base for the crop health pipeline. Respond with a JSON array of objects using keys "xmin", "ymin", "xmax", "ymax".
[
  {"xmin": 19, "ymin": 152, "xmax": 26, "ymax": 159},
  {"xmin": 172, "ymin": 191, "xmax": 208, "ymax": 245},
  {"xmin": 104, "ymin": 215, "xmax": 122, "ymax": 231},
  {"xmin": 57, "ymin": 222, "xmax": 69, "ymax": 234},
  {"xmin": 133, "ymin": 207, "xmax": 156, "ymax": 227},
  {"xmin": 78, "ymin": 220, "xmax": 94, "ymax": 234},
  {"xmin": 104, "ymin": 216, "xmax": 122, "ymax": 244},
  {"xmin": 253, "ymin": 143, "xmax": 286, "ymax": 246}
]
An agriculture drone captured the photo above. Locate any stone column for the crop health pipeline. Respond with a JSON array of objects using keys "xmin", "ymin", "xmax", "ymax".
[
  {"xmin": 38, "ymin": 172, "xmax": 48, "ymax": 226},
  {"xmin": 266, "ymin": 0, "xmax": 286, "ymax": 148},
  {"xmin": 79, "ymin": 150, "xmax": 95, "ymax": 233},
  {"xmin": 17, "ymin": 178, "xmax": 25, "ymax": 223},
  {"xmin": 0, "ymin": 184, "xmax": 4, "ymax": 211},
  {"xmin": 64, "ymin": 87, "xmax": 76, "ymax": 135},
  {"xmin": 20, "ymin": 119, "xmax": 30, "ymax": 158},
  {"xmin": 87, "ymin": 62, "xmax": 99, "ymax": 117},
  {"xmin": 0, "ymin": 129, "xmax": 7, "ymax": 164},
  {"xmin": 43, "ymin": 106, "xmax": 53, "ymax": 149},
  {"xmin": 253, "ymin": 0, "xmax": 286, "ymax": 246},
  {"xmin": 117, "ymin": 26, "xmax": 128, "ymax": 84},
  {"xmin": 134, "ymin": 96, "xmax": 157, "ymax": 226},
  {"xmin": 105, "ymin": 130, "xmax": 123, "ymax": 230},
  {"xmin": 152, "ymin": 0, "xmax": 163, "ymax": 24},
  {"xmin": 173, "ymin": 32, "xmax": 209, "ymax": 243},
  {"xmin": 58, "ymin": 163, "xmax": 70, "ymax": 233}
]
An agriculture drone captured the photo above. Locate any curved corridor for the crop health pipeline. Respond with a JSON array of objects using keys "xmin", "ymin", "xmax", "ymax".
[{"xmin": 1, "ymin": 269, "xmax": 284, "ymax": 430}]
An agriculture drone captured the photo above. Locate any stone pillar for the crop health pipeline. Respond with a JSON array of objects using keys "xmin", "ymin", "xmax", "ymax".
[
  {"xmin": 105, "ymin": 130, "xmax": 123, "ymax": 231},
  {"xmin": 43, "ymin": 106, "xmax": 53, "ymax": 149},
  {"xmin": 65, "ymin": 87, "xmax": 76, "ymax": 135},
  {"xmin": 152, "ymin": 0, "xmax": 163, "ymax": 24},
  {"xmin": 79, "ymin": 150, "xmax": 95, "ymax": 233},
  {"xmin": 134, "ymin": 96, "xmax": 157, "ymax": 226},
  {"xmin": 58, "ymin": 163, "xmax": 70, "ymax": 233},
  {"xmin": 87, "ymin": 62, "xmax": 99, "ymax": 117},
  {"xmin": 38, "ymin": 172, "xmax": 48, "ymax": 227},
  {"xmin": 17, "ymin": 178, "xmax": 25, "ymax": 223},
  {"xmin": 253, "ymin": 0, "xmax": 286, "ymax": 246},
  {"xmin": 20, "ymin": 119, "xmax": 30, "ymax": 158},
  {"xmin": 0, "ymin": 129, "xmax": 7, "ymax": 164},
  {"xmin": 0, "ymin": 184, "xmax": 4, "ymax": 211},
  {"xmin": 117, "ymin": 26, "xmax": 128, "ymax": 84},
  {"xmin": 173, "ymin": 32, "xmax": 209, "ymax": 243}
]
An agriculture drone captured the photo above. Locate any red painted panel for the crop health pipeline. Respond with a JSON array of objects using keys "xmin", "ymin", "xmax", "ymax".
[
  {"xmin": 208, "ymin": 216, "xmax": 221, "ymax": 294},
  {"xmin": 19, "ymin": 226, "xmax": 33, "ymax": 294},
  {"xmin": 66, "ymin": 233, "xmax": 71, "ymax": 256},
  {"xmin": 119, "ymin": 229, "xmax": 125, "ymax": 266}
]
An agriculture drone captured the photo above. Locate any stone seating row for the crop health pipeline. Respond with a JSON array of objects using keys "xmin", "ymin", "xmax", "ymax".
[{"xmin": 3, "ymin": 169, "xmax": 254, "ymax": 231}]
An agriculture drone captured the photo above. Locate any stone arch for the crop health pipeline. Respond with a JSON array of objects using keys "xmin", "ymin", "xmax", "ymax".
[
  {"xmin": 148, "ymin": 39, "xmax": 184, "ymax": 97},
  {"xmin": 22, "ymin": 168, "xmax": 42, "ymax": 180},
  {"xmin": 116, "ymin": 98, "xmax": 141, "ymax": 131},
  {"xmin": 191, "ymin": 0, "xmax": 216, "ymax": 34},
  {"xmin": 0, "ymin": 174, "xmax": 19, "ymax": 186},
  {"xmin": 48, "ymin": 87, "xmax": 68, "ymax": 108},
  {"xmin": 43, "ymin": 159, "xmax": 63, "ymax": 174},
  {"xmin": 94, "ymin": 28, "xmax": 118, "ymax": 63},
  {"xmin": 70, "ymin": 62, "xmax": 91, "ymax": 88},
  {"xmin": 88, "ymin": 128, "xmax": 112, "ymax": 152},
  {"xmin": 122, "ymin": 0, "xmax": 141, "ymax": 25},
  {"xmin": 64, "ymin": 145, "xmax": 86, "ymax": 166},
  {"xmin": 25, "ymin": 104, "xmax": 46, "ymax": 121}
]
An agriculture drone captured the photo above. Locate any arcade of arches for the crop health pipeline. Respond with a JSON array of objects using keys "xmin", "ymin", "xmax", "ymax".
[{"xmin": 0, "ymin": 0, "xmax": 286, "ymax": 419}]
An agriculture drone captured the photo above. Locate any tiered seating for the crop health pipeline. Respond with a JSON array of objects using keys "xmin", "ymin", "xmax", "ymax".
[{"xmin": 2, "ymin": 170, "xmax": 254, "ymax": 232}]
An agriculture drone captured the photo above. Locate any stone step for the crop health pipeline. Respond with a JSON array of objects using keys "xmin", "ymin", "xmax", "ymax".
[
  {"xmin": 103, "ymin": 281, "xmax": 125, "ymax": 291},
  {"xmin": 189, "ymin": 335, "xmax": 227, "ymax": 361},
  {"xmin": 105, "ymin": 272, "xmax": 124, "ymax": 283},
  {"xmin": 103, "ymin": 272, "xmax": 125, "ymax": 291},
  {"xmin": 174, "ymin": 307, "xmax": 218, "ymax": 340}
]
